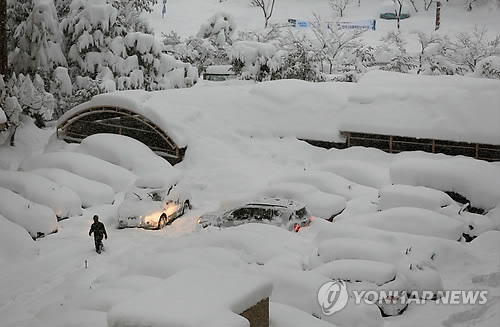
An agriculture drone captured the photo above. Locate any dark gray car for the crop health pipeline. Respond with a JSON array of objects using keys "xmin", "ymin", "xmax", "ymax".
[{"xmin": 197, "ymin": 198, "xmax": 312, "ymax": 232}]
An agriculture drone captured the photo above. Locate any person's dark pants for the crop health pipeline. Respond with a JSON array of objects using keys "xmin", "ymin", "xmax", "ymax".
[{"xmin": 94, "ymin": 234, "xmax": 103, "ymax": 253}]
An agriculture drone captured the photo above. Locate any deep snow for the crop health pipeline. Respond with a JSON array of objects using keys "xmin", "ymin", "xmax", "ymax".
[{"xmin": 1, "ymin": 1, "xmax": 500, "ymax": 327}]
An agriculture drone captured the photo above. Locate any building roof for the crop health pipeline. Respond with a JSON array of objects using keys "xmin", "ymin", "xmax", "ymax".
[{"xmin": 339, "ymin": 70, "xmax": 500, "ymax": 145}]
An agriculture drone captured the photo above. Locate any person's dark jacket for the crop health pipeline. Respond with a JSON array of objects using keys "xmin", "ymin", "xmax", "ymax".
[{"xmin": 89, "ymin": 221, "xmax": 107, "ymax": 239}]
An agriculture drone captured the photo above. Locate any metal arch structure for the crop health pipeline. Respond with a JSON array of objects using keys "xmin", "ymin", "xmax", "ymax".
[{"xmin": 57, "ymin": 106, "xmax": 185, "ymax": 165}]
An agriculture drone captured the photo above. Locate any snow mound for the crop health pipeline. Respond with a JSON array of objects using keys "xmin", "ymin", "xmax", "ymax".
[
  {"xmin": 107, "ymin": 268, "xmax": 272, "ymax": 327},
  {"xmin": 317, "ymin": 160, "xmax": 391, "ymax": 189},
  {"xmin": 340, "ymin": 70, "xmax": 500, "ymax": 145},
  {"xmin": 259, "ymin": 182, "xmax": 346, "ymax": 220},
  {"xmin": 378, "ymin": 184, "xmax": 458, "ymax": 212},
  {"xmin": 0, "ymin": 187, "xmax": 58, "ymax": 239},
  {"xmin": 272, "ymin": 170, "xmax": 378, "ymax": 201},
  {"xmin": 317, "ymin": 238, "xmax": 402, "ymax": 265},
  {"xmin": 390, "ymin": 157, "xmax": 500, "ymax": 210},
  {"xmin": 0, "ymin": 214, "xmax": 39, "ymax": 264},
  {"xmin": 77, "ymin": 133, "xmax": 179, "ymax": 188},
  {"xmin": 0, "ymin": 170, "xmax": 82, "ymax": 218},
  {"xmin": 20, "ymin": 151, "xmax": 136, "ymax": 192},
  {"xmin": 262, "ymin": 268, "xmax": 383, "ymax": 327},
  {"xmin": 307, "ymin": 219, "xmax": 474, "ymax": 270},
  {"xmin": 312, "ymin": 259, "xmax": 397, "ymax": 286},
  {"xmin": 30, "ymin": 168, "xmax": 115, "ymax": 208},
  {"xmin": 338, "ymin": 207, "xmax": 464, "ymax": 240}
]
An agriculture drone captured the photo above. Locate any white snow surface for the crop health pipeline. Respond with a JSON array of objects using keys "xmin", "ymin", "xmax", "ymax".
[
  {"xmin": 339, "ymin": 70, "xmax": 500, "ymax": 145},
  {"xmin": 107, "ymin": 268, "xmax": 272, "ymax": 327},
  {"xmin": 0, "ymin": 214, "xmax": 39, "ymax": 264},
  {"xmin": 2, "ymin": 1, "xmax": 500, "ymax": 327},
  {"xmin": 0, "ymin": 169, "xmax": 82, "ymax": 218}
]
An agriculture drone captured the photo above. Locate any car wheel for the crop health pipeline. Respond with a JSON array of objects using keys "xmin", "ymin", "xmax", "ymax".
[
  {"xmin": 157, "ymin": 216, "xmax": 166, "ymax": 230},
  {"xmin": 181, "ymin": 201, "xmax": 190, "ymax": 216}
]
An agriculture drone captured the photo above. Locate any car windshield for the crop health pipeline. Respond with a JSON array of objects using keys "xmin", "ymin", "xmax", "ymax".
[
  {"xmin": 231, "ymin": 207, "xmax": 282, "ymax": 221},
  {"xmin": 295, "ymin": 207, "xmax": 309, "ymax": 220}
]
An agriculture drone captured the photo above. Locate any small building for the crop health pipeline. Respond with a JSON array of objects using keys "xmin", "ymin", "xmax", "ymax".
[{"xmin": 203, "ymin": 65, "xmax": 236, "ymax": 81}]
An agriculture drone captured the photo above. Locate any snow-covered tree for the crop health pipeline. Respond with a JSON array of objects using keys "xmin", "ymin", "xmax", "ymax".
[
  {"xmin": 311, "ymin": 16, "xmax": 365, "ymax": 74},
  {"xmin": 251, "ymin": 0, "xmax": 276, "ymax": 28},
  {"xmin": 446, "ymin": 26, "xmax": 500, "ymax": 71},
  {"xmin": 379, "ymin": 31, "xmax": 416, "ymax": 73},
  {"xmin": 279, "ymin": 32, "xmax": 324, "ymax": 81},
  {"xmin": 329, "ymin": 0, "xmax": 352, "ymax": 17},
  {"xmin": 197, "ymin": 12, "xmax": 236, "ymax": 48},
  {"xmin": 415, "ymin": 32, "xmax": 442, "ymax": 74},
  {"xmin": 230, "ymin": 41, "xmax": 285, "ymax": 81},
  {"xmin": 112, "ymin": 0, "xmax": 155, "ymax": 34},
  {"xmin": 10, "ymin": 0, "xmax": 66, "ymax": 76},
  {"xmin": 473, "ymin": 56, "xmax": 500, "ymax": 79},
  {"xmin": 237, "ymin": 24, "xmax": 282, "ymax": 43}
]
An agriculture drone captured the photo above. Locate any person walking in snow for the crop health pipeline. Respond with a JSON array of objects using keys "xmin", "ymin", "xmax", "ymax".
[{"xmin": 89, "ymin": 215, "xmax": 107, "ymax": 254}]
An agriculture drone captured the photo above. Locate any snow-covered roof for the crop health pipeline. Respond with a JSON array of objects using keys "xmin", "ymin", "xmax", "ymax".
[
  {"xmin": 59, "ymin": 71, "xmax": 500, "ymax": 152},
  {"xmin": 339, "ymin": 70, "xmax": 500, "ymax": 145},
  {"xmin": 58, "ymin": 80, "xmax": 355, "ymax": 148}
]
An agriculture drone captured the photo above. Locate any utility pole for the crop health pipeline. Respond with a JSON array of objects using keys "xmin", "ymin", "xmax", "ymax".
[
  {"xmin": 435, "ymin": 1, "xmax": 441, "ymax": 31},
  {"xmin": 0, "ymin": 0, "xmax": 7, "ymax": 75}
]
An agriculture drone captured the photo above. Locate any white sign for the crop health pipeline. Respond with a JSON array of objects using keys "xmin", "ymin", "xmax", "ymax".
[{"xmin": 336, "ymin": 19, "xmax": 376, "ymax": 31}]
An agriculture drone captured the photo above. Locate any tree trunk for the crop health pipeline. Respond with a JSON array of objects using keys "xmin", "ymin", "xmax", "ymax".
[{"xmin": 0, "ymin": 0, "xmax": 7, "ymax": 76}]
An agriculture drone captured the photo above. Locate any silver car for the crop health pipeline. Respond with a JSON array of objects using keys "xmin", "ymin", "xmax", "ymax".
[
  {"xmin": 197, "ymin": 198, "xmax": 312, "ymax": 232},
  {"xmin": 118, "ymin": 184, "xmax": 191, "ymax": 230}
]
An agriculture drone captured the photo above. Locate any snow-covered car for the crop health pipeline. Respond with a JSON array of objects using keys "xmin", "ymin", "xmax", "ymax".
[
  {"xmin": 118, "ymin": 184, "xmax": 191, "ymax": 230},
  {"xmin": 197, "ymin": 198, "xmax": 312, "ymax": 232}
]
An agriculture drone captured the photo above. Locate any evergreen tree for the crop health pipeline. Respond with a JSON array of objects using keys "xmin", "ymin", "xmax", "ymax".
[{"xmin": 10, "ymin": 0, "xmax": 66, "ymax": 76}]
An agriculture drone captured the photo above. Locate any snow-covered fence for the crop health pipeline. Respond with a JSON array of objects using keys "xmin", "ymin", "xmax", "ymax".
[{"xmin": 342, "ymin": 132, "xmax": 500, "ymax": 161}]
